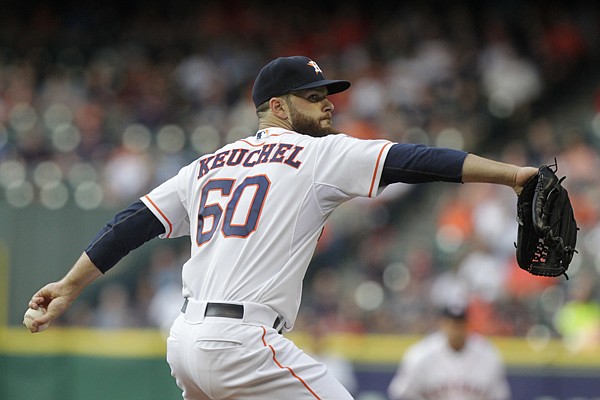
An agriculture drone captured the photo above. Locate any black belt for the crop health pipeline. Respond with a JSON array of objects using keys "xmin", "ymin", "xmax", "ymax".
[{"xmin": 181, "ymin": 299, "xmax": 282, "ymax": 331}]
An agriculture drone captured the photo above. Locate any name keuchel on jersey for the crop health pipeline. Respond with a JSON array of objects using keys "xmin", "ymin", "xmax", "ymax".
[{"xmin": 197, "ymin": 142, "xmax": 305, "ymax": 178}]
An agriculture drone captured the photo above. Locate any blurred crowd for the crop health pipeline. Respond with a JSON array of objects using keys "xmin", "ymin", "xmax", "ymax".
[{"xmin": 3, "ymin": 1, "xmax": 600, "ymax": 349}]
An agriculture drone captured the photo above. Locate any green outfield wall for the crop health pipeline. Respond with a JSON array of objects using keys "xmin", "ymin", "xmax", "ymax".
[{"xmin": 1, "ymin": 327, "xmax": 599, "ymax": 400}]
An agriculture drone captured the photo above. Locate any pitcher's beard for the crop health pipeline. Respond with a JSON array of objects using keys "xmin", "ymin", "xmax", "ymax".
[{"xmin": 289, "ymin": 108, "xmax": 339, "ymax": 137}]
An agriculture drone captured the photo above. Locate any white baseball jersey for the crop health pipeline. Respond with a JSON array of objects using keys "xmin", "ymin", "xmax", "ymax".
[
  {"xmin": 142, "ymin": 127, "xmax": 392, "ymax": 331},
  {"xmin": 387, "ymin": 332, "xmax": 511, "ymax": 400}
]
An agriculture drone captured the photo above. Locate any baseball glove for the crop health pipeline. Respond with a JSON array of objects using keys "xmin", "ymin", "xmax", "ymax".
[{"xmin": 515, "ymin": 161, "xmax": 578, "ymax": 279}]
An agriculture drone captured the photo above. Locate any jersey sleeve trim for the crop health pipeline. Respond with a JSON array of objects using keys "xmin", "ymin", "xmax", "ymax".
[
  {"xmin": 368, "ymin": 142, "xmax": 393, "ymax": 197},
  {"xmin": 142, "ymin": 194, "xmax": 173, "ymax": 238}
]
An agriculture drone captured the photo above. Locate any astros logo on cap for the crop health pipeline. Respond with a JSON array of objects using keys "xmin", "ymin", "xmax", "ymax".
[{"xmin": 307, "ymin": 60, "xmax": 322, "ymax": 75}]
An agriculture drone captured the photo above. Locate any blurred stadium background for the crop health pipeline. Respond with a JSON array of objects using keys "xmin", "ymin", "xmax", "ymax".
[{"xmin": 1, "ymin": 0, "xmax": 600, "ymax": 399}]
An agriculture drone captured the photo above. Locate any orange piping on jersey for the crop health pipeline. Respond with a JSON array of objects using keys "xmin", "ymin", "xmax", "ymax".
[
  {"xmin": 143, "ymin": 195, "xmax": 173, "ymax": 238},
  {"xmin": 368, "ymin": 142, "xmax": 392, "ymax": 197},
  {"xmin": 239, "ymin": 139, "xmax": 264, "ymax": 147},
  {"xmin": 261, "ymin": 327, "xmax": 322, "ymax": 399}
]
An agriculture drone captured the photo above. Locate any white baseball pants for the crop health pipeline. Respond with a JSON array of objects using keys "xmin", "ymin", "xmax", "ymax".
[{"xmin": 166, "ymin": 300, "xmax": 354, "ymax": 399}]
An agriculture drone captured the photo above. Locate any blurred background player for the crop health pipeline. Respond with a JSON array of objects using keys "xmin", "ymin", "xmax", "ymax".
[{"xmin": 387, "ymin": 303, "xmax": 511, "ymax": 400}]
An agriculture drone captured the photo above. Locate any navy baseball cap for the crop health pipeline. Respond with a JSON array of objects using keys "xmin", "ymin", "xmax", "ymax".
[{"xmin": 251, "ymin": 56, "xmax": 351, "ymax": 107}]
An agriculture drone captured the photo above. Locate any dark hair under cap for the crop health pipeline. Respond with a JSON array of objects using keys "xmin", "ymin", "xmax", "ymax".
[
  {"xmin": 440, "ymin": 303, "xmax": 468, "ymax": 320},
  {"xmin": 251, "ymin": 56, "xmax": 351, "ymax": 107}
]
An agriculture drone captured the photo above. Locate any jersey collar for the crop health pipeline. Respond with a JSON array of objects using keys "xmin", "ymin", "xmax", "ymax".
[{"xmin": 255, "ymin": 127, "xmax": 294, "ymax": 139}]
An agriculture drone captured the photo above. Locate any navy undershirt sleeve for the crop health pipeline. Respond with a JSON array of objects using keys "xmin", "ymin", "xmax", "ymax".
[
  {"xmin": 85, "ymin": 200, "xmax": 166, "ymax": 273},
  {"xmin": 381, "ymin": 143, "xmax": 468, "ymax": 185}
]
